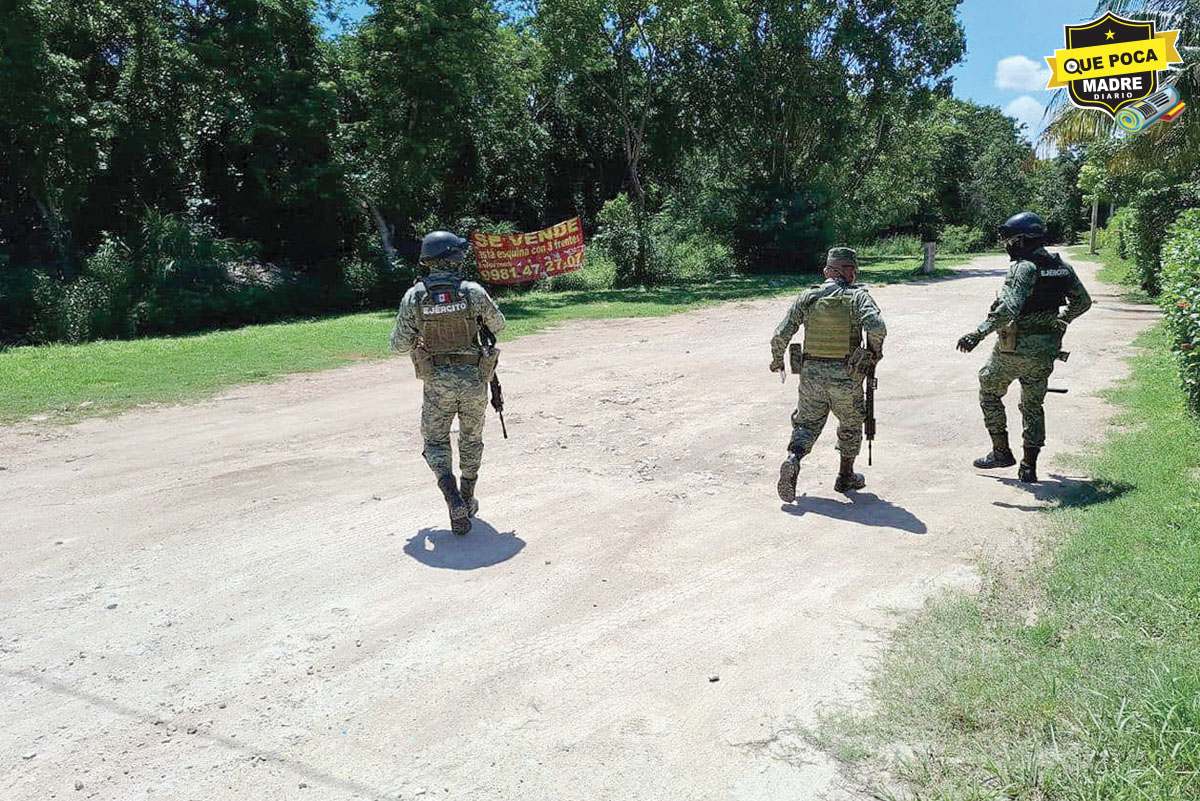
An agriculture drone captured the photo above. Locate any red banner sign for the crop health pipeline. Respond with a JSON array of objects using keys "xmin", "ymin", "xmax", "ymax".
[{"xmin": 469, "ymin": 217, "xmax": 585, "ymax": 285}]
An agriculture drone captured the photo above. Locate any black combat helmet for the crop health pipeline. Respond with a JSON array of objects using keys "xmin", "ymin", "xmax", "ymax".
[
  {"xmin": 419, "ymin": 230, "xmax": 469, "ymax": 263},
  {"xmin": 998, "ymin": 211, "xmax": 1047, "ymax": 258}
]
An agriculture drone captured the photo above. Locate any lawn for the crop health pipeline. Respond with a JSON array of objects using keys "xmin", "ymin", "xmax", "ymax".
[{"xmin": 0, "ymin": 255, "xmax": 962, "ymax": 425}]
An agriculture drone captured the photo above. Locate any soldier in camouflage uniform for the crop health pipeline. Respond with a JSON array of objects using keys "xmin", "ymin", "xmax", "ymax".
[
  {"xmin": 391, "ymin": 231, "xmax": 507, "ymax": 534},
  {"xmin": 772, "ymin": 247, "xmax": 887, "ymax": 500},
  {"xmin": 957, "ymin": 211, "xmax": 1092, "ymax": 483}
]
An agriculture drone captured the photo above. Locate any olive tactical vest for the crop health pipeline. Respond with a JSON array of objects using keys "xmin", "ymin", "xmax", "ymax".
[
  {"xmin": 417, "ymin": 276, "xmax": 478, "ymax": 355},
  {"xmin": 803, "ymin": 290, "xmax": 862, "ymax": 359},
  {"xmin": 1019, "ymin": 252, "xmax": 1074, "ymax": 316}
]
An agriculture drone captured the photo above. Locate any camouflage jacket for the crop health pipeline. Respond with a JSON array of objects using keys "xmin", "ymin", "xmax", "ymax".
[
  {"xmin": 974, "ymin": 249, "xmax": 1092, "ymax": 337},
  {"xmin": 770, "ymin": 279, "xmax": 887, "ymax": 365},
  {"xmin": 390, "ymin": 272, "xmax": 507, "ymax": 355}
]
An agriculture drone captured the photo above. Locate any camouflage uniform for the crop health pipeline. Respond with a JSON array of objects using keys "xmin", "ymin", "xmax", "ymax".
[
  {"xmin": 771, "ymin": 278, "xmax": 887, "ymax": 461},
  {"xmin": 970, "ymin": 248, "xmax": 1091, "ymax": 448},
  {"xmin": 391, "ymin": 270, "xmax": 506, "ymax": 481}
]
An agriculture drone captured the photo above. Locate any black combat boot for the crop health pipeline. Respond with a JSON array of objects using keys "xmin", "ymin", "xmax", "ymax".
[
  {"xmin": 1018, "ymin": 446, "xmax": 1040, "ymax": 483},
  {"xmin": 459, "ymin": 477, "xmax": 480, "ymax": 517},
  {"xmin": 436, "ymin": 474, "xmax": 471, "ymax": 535},
  {"xmin": 973, "ymin": 433, "xmax": 1017, "ymax": 469},
  {"xmin": 834, "ymin": 455, "xmax": 866, "ymax": 493},
  {"xmin": 777, "ymin": 453, "xmax": 801, "ymax": 502}
]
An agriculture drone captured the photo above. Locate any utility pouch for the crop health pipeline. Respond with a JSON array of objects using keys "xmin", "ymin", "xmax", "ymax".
[
  {"xmin": 478, "ymin": 345, "xmax": 500, "ymax": 383},
  {"xmin": 789, "ymin": 343, "xmax": 805, "ymax": 374},
  {"xmin": 847, "ymin": 346, "xmax": 876, "ymax": 377},
  {"xmin": 998, "ymin": 324, "xmax": 1018, "ymax": 354},
  {"xmin": 411, "ymin": 347, "xmax": 434, "ymax": 381}
]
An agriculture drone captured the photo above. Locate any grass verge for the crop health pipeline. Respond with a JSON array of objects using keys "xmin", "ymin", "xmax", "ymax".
[
  {"xmin": 0, "ymin": 255, "xmax": 963, "ymax": 425},
  {"xmin": 1068, "ymin": 244, "xmax": 1155, "ymax": 303},
  {"xmin": 822, "ymin": 322, "xmax": 1200, "ymax": 800}
]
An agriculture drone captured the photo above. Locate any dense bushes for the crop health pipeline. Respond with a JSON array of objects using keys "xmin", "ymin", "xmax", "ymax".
[
  {"xmin": 2, "ymin": 212, "xmax": 410, "ymax": 345},
  {"xmin": 1161, "ymin": 209, "xmax": 1200, "ymax": 415},
  {"xmin": 1104, "ymin": 180, "xmax": 1199, "ymax": 294},
  {"xmin": 938, "ymin": 225, "xmax": 993, "ymax": 253}
]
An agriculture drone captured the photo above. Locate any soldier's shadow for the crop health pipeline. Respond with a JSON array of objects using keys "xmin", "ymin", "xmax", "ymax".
[
  {"xmin": 781, "ymin": 492, "xmax": 928, "ymax": 534},
  {"xmin": 987, "ymin": 474, "xmax": 1132, "ymax": 511},
  {"xmin": 404, "ymin": 520, "xmax": 525, "ymax": 570}
]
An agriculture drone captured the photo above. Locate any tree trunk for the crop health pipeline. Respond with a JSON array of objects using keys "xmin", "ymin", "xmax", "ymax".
[
  {"xmin": 1089, "ymin": 197, "xmax": 1099, "ymax": 254},
  {"xmin": 366, "ymin": 202, "xmax": 397, "ymax": 261},
  {"xmin": 34, "ymin": 193, "xmax": 72, "ymax": 277},
  {"xmin": 921, "ymin": 241, "xmax": 937, "ymax": 275}
]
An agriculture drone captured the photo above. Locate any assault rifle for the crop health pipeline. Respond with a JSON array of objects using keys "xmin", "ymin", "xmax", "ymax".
[
  {"xmin": 478, "ymin": 321, "xmax": 507, "ymax": 439},
  {"xmin": 865, "ymin": 361, "xmax": 878, "ymax": 466}
]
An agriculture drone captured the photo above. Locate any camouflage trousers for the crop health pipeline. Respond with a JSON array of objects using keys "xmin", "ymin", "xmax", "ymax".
[
  {"xmin": 421, "ymin": 365, "xmax": 488, "ymax": 480},
  {"xmin": 978, "ymin": 337, "xmax": 1059, "ymax": 448},
  {"xmin": 788, "ymin": 361, "xmax": 866, "ymax": 459}
]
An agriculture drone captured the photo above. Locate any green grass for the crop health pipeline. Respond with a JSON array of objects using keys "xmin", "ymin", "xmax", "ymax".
[
  {"xmin": 822, "ymin": 322, "xmax": 1200, "ymax": 800},
  {"xmin": 1069, "ymin": 244, "xmax": 1155, "ymax": 303},
  {"xmin": 0, "ymin": 257, "xmax": 957, "ymax": 425}
]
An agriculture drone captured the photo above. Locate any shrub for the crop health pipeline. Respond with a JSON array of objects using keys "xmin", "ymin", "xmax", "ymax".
[
  {"xmin": 1160, "ymin": 208, "xmax": 1200, "ymax": 414},
  {"xmin": 1115, "ymin": 180, "xmax": 1199, "ymax": 294},
  {"xmin": 593, "ymin": 193, "xmax": 657, "ymax": 285},
  {"xmin": 853, "ymin": 234, "xmax": 922, "ymax": 258},
  {"xmin": 938, "ymin": 225, "xmax": 993, "ymax": 253}
]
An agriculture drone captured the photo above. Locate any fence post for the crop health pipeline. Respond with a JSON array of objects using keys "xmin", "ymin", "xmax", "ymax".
[{"xmin": 921, "ymin": 241, "xmax": 936, "ymax": 275}]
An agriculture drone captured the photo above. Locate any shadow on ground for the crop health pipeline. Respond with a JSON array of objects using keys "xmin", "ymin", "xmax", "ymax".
[
  {"xmin": 987, "ymin": 473, "xmax": 1133, "ymax": 511},
  {"xmin": 404, "ymin": 520, "xmax": 525, "ymax": 569},
  {"xmin": 781, "ymin": 491, "xmax": 927, "ymax": 534}
]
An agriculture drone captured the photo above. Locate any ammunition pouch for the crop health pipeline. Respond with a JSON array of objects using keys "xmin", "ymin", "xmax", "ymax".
[
  {"xmin": 411, "ymin": 347, "xmax": 434, "ymax": 380},
  {"xmin": 478, "ymin": 346, "xmax": 499, "ymax": 383},
  {"xmin": 788, "ymin": 343, "xmax": 805, "ymax": 374}
]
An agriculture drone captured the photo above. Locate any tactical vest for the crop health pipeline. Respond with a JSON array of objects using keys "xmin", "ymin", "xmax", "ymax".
[
  {"xmin": 417, "ymin": 276, "xmax": 478, "ymax": 355},
  {"xmin": 803, "ymin": 289, "xmax": 861, "ymax": 359},
  {"xmin": 1019, "ymin": 251, "xmax": 1074, "ymax": 316}
]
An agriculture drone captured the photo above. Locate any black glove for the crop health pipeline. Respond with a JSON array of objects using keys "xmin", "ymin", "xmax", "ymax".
[
  {"xmin": 957, "ymin": 332, "xmax": 983, "ymax": 353},
  {"xmin": 769, "ymin": 359, "xmax": 784, "ymax": 374}
]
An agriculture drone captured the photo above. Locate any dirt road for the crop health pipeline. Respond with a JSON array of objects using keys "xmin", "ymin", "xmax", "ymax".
[{"xmin": 0, "ymin": 253, "xmax": 1157, "ymax": 800}]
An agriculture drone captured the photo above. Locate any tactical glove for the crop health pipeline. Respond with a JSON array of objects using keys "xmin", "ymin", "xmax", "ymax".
[
  {"xmin": 770, "ymin": 359, "xmax": 784, "ymax": 374},
  {"xmin": 957, "ymin": 332, "xmax": 983, "ymax": 353}
]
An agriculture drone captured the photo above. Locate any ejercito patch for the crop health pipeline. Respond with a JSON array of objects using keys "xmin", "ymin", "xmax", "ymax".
[{"xmin": 423, "ymin": 301, "xmax": 469, "ymax": 316}]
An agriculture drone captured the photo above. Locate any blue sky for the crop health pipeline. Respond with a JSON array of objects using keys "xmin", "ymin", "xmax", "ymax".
[
  {"xmin": 952, "ymin": 0, "xmax": 1100, "ymax": 146},
  {"xmin": 321, "ymin": 0, "xmax": 1101, "ymax": 146}
]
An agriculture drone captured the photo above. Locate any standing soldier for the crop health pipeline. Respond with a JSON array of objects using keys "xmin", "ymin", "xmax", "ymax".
[
  {"xmin": 956, "ymin": 211, "xmax": 1092, "ymax": 483},
  {"xmin": 773, "ymin": 247, "xmax": 887, "ymax": 500},
  {"xmin": 391, "ymin": 231, "xmax": 507, "ymax": 534}
]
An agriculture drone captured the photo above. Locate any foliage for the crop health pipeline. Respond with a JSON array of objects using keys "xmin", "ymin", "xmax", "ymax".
[
  {"xmin": 1, "ymin": 0, "xmax": 1051, "ymax": 346},
  {"xmin": 1109, "ymin": 180, "xmax": 1199, "ymax": 294},
  {"xmin": 937, "ymin": 225, "xmax": 993, "ymax": 253},
  {"xmin": 1161, "ymin": 209, "xmax": 1200, "ymax": 413}
]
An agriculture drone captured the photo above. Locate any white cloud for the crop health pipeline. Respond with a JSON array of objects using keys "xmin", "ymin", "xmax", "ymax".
[
  {"xmin": 1004, "ymin": 95, "xmax": 1047, "ymax": 135},
  {"xmin": 1003, "ymin": 95, "xmax": 1057, "ymax": 155},
  {"xmin": 995, "ymin": 55, "xmax": 1052, "ymax": 91}
]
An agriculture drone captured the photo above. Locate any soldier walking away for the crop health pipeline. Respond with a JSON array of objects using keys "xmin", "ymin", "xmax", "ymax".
[
  {"xmin": 772, "ymin": 247, "xmax": 887, "ymax": 501},
  {"xmin": 956, "ymin": 211, "xmax": 1092, "ymax": 483},
  {"xmin": 391, "ymin": 231, "xmax": 507, "ymax": 534}
]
